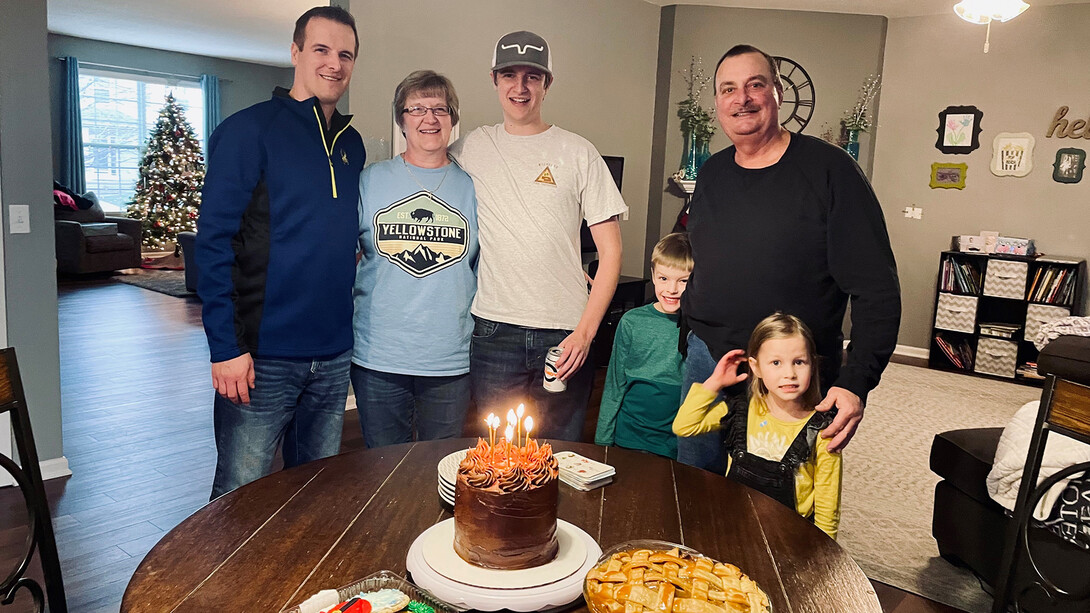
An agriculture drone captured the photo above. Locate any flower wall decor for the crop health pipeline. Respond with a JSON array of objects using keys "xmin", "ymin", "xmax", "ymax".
[
  {"xmin": 935, "ymin": 105, "xmax": 984, "ymax": 154},
  {"xmin": 990, "ymin": 132, "xmax": 1035, "ymax": 177}
]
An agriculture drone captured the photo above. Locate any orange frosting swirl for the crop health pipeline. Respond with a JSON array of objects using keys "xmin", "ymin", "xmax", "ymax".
[
  {"xmin": 497, "ymin": 464, "xmax": 531, "ymax": 492},
  {"xmin": 459, "ymin": 436, "xmax": 556, "ymax": 492},
  {"xmin": 467, "ymin": 465, "xmax": 500, "ymax": 488}
]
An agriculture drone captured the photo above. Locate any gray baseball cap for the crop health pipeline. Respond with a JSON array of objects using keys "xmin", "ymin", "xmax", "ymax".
[{"xmin": 491, "ymin": 30, "xmax": 553, "ymax": 78}]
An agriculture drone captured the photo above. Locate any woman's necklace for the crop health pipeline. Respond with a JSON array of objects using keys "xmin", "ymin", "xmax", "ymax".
[{"xmin": 402, "ymin": 154, "xmax": 451, "ymax": 195}]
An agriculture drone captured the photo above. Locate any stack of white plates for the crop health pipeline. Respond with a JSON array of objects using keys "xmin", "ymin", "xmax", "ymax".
[{"xmin": 437, "ymin": 449, "xmax": 468, "ymax": 506}]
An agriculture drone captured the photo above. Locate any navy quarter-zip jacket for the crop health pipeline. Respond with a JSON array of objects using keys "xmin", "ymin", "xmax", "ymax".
[{"xmin": 196, "ymin": 88, "xmax": 365, "ymax": 363}]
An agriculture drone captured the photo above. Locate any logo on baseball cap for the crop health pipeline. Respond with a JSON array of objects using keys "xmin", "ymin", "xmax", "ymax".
[{"xmin": 491, "ymin": 31, "xmax": 553, "ymax": 79}]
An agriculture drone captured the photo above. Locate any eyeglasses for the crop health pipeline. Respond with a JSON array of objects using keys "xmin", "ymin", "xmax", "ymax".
[{"xmin": 402, "ymin": 105, "xmax": 451, "ymax": 117}]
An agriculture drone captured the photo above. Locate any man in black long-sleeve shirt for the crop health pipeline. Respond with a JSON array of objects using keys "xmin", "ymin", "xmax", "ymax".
[{"xmin": 678, "ymin": 44, "xmax": 900, "ymax": 471}]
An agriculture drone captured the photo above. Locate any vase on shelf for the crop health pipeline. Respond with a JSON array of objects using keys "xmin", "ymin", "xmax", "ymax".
[
  {"xmin": 844, "ymin": 129, "xmax": 861, "ymax": 161},
  {"xmin": 695, "ymin": 136, "xmax": 711, "ymax": 172},
  {"xmin": 679, "ymin": 131, "xmax": 712, "ymax": 180}
]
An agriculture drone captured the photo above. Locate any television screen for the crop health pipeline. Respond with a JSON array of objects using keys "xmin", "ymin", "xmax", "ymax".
[{"xmin": 581, "ymin": 156, "xmax": 624, "ymax": 253}]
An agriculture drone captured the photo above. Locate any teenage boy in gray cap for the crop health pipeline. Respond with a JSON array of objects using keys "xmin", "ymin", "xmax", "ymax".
[{"xmin": 449, "ymin": 30, "xmax": 627, "ymax": 441}]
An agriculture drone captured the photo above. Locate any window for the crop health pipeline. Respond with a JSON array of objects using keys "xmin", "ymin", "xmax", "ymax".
[{"xmin": 79, "ymin": 68, "xmax": 205, "ymax": 210}]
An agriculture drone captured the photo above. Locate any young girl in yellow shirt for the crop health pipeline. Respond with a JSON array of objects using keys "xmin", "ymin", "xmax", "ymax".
[{"xmin": 672, "ymin": 312, "xmax": 842, "ymax": 539}]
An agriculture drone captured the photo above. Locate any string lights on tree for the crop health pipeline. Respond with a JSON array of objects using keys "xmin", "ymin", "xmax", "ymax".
[{"xmin": 127, "ymin": 93, "xmax": 204, "ymax": 250}]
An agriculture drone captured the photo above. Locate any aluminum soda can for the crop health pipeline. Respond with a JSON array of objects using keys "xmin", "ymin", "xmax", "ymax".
[{"xmin": 543, "ymin": 346, "xmax": 566, "ymax": 393}]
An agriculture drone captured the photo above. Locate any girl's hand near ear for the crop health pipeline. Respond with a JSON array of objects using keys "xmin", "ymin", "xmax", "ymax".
[{"xmin": 703, "ymin": 349, "xmax": 748, "ymax": 392}]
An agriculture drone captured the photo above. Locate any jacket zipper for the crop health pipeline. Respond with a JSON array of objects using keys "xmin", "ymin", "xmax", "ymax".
[{"xmin": 312, "ymin": 107, "xmax": 352, "ymax": 199}]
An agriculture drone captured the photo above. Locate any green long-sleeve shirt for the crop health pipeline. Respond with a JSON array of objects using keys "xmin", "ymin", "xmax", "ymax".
[{"xmin": 594, "ymin": 303, "xmax": 684, "ymax": 458}]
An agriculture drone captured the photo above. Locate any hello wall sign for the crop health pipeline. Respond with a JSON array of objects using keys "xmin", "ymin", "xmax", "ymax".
[{"xmin": 1047, "ymin": 106, "xmax": 1090, "ymax": 139}]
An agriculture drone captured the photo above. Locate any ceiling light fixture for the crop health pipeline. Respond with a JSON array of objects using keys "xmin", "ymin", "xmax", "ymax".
[{"xmin": 954, "ymin": 0, "xmax": 1030, "ymax": 52}]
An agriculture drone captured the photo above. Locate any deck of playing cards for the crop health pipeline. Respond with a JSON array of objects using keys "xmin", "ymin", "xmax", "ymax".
[{"xmin": 555, "ymin": 451, "xmax": 615, "ymax": 491}]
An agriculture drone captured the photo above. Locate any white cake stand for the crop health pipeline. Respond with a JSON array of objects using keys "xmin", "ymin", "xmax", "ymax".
[{"xmin": 406, "ymin": 518, "xmax": 601, "ymax": 612}]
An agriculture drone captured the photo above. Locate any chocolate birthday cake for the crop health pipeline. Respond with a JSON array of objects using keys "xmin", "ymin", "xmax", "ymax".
[{"xmin": 453, "ymin": 437, "xmax": 560, "ymax": 570}]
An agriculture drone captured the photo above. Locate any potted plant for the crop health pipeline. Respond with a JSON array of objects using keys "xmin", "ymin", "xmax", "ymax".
[
  {"xmin": 675, "ymin": 56, "xmax": 716, "ymax": 180},
  {"xmin": 841, "ymin": 74, "xmax": 882, "ymax": 161}
]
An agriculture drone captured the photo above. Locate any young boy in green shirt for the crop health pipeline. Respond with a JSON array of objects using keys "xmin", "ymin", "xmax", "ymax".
[{"xmin": 595, "ymin": 233, "xmax": 690, "ymax": 458}]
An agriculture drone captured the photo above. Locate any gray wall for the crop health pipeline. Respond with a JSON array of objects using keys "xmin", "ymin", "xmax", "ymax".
[
  {"xmin": 0, "ymin": 0, "xmax": 63, "ymax": 460},
  {"xmin": 346, "ymin": 0, "xmax": 662, "ymax": 277},
  {"xmin": 872, "ymin": 4, "xmax": 1090, "ymax": 350},
  {"xmin": 652, "ymin": 6, "xmax": 888, "ymax": 244},
  {"xmin": 48, "ymin": 34, "xmax": 295, "ymax": 181}
]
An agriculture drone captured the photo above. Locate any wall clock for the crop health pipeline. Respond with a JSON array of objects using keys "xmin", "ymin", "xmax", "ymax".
[{"xmin": 774, "ymin": 56, "xmax": 815, "ymax": 133}]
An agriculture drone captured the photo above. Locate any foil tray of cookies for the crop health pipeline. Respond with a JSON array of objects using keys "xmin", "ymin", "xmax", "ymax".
[
  {"xmin": 283, "ymin": 570, "xmax": 458, "ymax": 613},
  {"xmin": 584, "ymin": 540, "xmax": 771, "ymax": 613}
]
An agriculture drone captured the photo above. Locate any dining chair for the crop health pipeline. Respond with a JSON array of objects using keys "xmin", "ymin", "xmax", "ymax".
[
  {"xmin": 991, "ymin": 337, "xmax": 1090, "ymax": 613},
  {"xmin": 0, "ymin": 348, "xmax": 67, "ymax": 612}
]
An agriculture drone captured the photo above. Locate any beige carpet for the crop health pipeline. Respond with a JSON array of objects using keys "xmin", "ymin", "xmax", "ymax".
[{"xmin": 839, "ymin": 362, "xmax": 1040, "ymax": 612}]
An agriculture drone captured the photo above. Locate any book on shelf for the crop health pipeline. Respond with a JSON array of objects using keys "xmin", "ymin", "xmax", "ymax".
[
  {"xmin": 935, "ymin": 334, "xmax": 973, "ymax": 370},
  {"xmin": 1016, "ymin": 362, "xmax": 1046, "ymax": 380},
  {"xmin": 978, "ymin": 322, "xmax": 1020, "ymax": 338},
  {"xmin": 941, "ymin": 258, "xmax": 980, "ymax": 294},
  {"xmin": 1027, "ymin": 267, "xmax": 1043, "ymax": 299},
  {"xmin": 1029, "ymin": 265, "xmax": 1076, "ymax": 305},
  {"xmin": 1037, "ymin": 255, "xmax": 1083, "ymax": 265}
]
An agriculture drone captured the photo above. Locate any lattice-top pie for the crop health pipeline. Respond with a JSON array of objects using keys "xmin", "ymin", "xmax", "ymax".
[{"xmin": 584, "ymin": 547, "xmax": 771, "ymax": 613}]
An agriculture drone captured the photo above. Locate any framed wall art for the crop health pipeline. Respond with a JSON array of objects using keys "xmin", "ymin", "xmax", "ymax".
[
  {"xmin": 1053, "ymin": 148, "xmax": 1086, "ymax": 183},
  {"xmin": 990, "ymin": 132, "xmax": 1035, "ymax": 177},
  {"xmin": 935, "ymin": 105, "xmax": 984, "ymax": 154},
  {"xmin": 930, "ymin": 162, "xmax": 967, "ymax": 189}
]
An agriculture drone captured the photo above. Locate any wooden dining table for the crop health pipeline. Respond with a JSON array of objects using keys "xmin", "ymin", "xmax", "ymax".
[{"xmin": 121, "ymin": 438, "xmax": 880, "ymax": 612}]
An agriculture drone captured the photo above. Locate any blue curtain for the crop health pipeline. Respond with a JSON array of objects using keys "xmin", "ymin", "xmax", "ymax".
[
  {"xmin": 201, "ymin": 73, "xmax": 221, "ymax": 151},
  {"xmin": 61, "ymin": 57, "xmax": 86, "ymax": 193}
]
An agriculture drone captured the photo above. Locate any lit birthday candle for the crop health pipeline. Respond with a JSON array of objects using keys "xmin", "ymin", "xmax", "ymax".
[
  {"xmin": 524, "ymin": 416, "xmax": 533, "ymax": 445},
  {"xmin": 504, "ymin": 424, "xmax": 514, "ymax": 465},
  {"xmin": 516, "ymin": 404, "xmax": 525, "ymax": 447}
]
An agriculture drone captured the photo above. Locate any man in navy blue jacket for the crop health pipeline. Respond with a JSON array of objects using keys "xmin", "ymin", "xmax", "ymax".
[{"xmin": 196, "ymin": 6, "xmax": 365, "ymax": 499}]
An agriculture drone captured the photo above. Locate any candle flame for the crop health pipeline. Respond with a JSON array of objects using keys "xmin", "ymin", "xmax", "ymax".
[
  {"xmin": 505, "ymin": 425, "xmax": 514, "ymax": 442},
  {"xmin": 525, "ymin": 416, "xmax": 533, "ymax": 434},
  {"xmin": 506, "ymin": 409, "xmax": 517, "ymax": 426},
  {"xmin": 517, "ymin": 403, "xmax": 525, "ymax": 418}
]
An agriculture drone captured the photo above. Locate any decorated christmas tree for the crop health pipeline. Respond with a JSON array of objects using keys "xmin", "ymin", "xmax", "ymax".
[{"xmin": 127, "ymin": 93, "xmax": 204, "ymax": 250}]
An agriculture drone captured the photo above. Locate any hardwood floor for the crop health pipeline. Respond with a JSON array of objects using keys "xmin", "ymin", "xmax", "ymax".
[{"xmin": 0, "ymin": 276, "xmax": 962, "ymax": 612}]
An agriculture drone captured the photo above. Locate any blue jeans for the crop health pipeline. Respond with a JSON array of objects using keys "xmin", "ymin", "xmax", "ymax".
[
  {"xmin": 676, "ymin": 332, "xmax": 729, "ymax": 474},
  {"xmin": 350, "ymin": 364, "xmax": 470, "ymax": 447},
  {"xmin": 470, "ymin": 317, "xmax": 594, "ymax": 442},
  {"xmin": 211, "ymin": 350, "xmax": 350, "ymax": 499}
]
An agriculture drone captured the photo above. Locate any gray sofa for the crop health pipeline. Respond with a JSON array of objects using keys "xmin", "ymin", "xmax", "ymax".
[
  {"xmin": 54, "ymin": 196, "xmax": 142, "ymax": 275},
  {"xmin": 931, "ymin": 335, "xmax": 1090, "ymax": 612}
]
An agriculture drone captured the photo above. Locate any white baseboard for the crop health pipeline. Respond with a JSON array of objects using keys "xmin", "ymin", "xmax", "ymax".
[
  {"xmin": 42, "ymin": 456, "xmax": 72, "ymax": 481},
  {"xmin": 843, "ymin": 340, "xmax": 929, "ymax": 361},
  {"xmin": 894, "ymin": 344, "xmax": 929, "ymax": 361},
  {"xmin": 0, "ymin": 456, "xmax": 71, "ymax": 488}
]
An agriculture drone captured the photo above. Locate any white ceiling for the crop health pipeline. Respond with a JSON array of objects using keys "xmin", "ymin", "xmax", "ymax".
[
  {"xmin": 47, "ymin": 0, "xmax": 316, "ymax": 67},
  {"xmin": 643, "ymin": 0, "xmax": 1086, "ymax": 17},
  {"xmin": 47, "ymin": 0, "xmax": 1089, "ymax": 67}
]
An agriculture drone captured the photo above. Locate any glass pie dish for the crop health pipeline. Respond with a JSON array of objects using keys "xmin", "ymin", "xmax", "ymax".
[{"xmin": 583, "ymin": 539, "xmax": 772, "ymax": 613}]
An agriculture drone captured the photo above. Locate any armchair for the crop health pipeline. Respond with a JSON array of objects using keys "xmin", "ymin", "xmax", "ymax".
[{"xmin": 54, "ymin": 195, "xmax": 142, "ymax": 275}]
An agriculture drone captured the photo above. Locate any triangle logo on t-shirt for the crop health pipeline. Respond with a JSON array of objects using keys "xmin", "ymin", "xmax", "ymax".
[{"xmin": 534, "ymin": 166, "xmax": 557, "ymax": 186}]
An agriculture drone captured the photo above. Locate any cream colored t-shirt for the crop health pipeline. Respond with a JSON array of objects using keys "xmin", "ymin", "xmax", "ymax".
[{"xmin": 449, "ymin": 124, "xmax": 628, "ymax": 330}]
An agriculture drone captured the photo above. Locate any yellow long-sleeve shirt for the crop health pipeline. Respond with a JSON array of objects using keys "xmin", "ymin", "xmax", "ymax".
[{"xmin": 672, "ymin": 383, "xmax": 842, "ymax": 540}]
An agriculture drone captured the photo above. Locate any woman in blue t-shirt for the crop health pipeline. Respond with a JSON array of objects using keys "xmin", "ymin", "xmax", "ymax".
[{"xmin": 350, "ymin": 70, "xmax": 478, "ymax": 446}]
